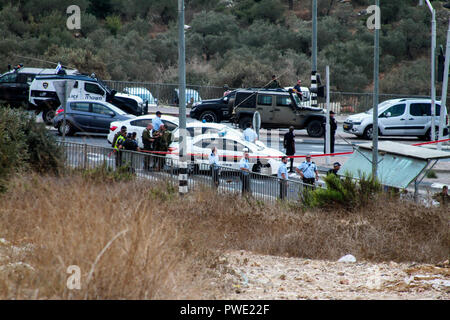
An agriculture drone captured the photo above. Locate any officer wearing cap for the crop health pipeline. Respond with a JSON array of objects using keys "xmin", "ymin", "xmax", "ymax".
[
  {"xmin": 295, "ymin": 153, "xmax": 319, "ymax": 188},
  {"xmin": 239, "ymin": 148, "xmax": 251, "ymax": 194},
  {"xmin": 327, "ymin": 162, "xmax": 341, "ymax": 176}
]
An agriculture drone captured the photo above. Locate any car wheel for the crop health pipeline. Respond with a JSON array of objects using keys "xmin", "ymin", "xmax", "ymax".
[
  {"xmin": 58, "ymin": 121, "xmax": 74, "ymax": 136},
  {"xmin": 199, "ymin": 111, "xmax": 218, "ymax": 123},
  {"xmin": 362, "ymin": 125, "xmax": 373, "ymax": 140},
  {"xmin": 238, "ymin": 117, "xmax": 252, "ymax": 129},
  {"xmin": 43, "ymin": 109, "xmax": 56, "ymax": 125},
  {"xmin": 306, "ymin": 120, "xmax": 324, "ymax": 137}
]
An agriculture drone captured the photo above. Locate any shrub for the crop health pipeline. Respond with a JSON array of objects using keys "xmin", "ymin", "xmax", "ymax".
[
  {"xmin": 105, "ymin": 15, "xmax": 122, "ymax": 35},
  {"xmin": 303, "ymin": 173, "xmax": 382, "ymax": 209},
  {"xmin": 0, "ymin": 108, "xmax": 63, "ymax": 191}
]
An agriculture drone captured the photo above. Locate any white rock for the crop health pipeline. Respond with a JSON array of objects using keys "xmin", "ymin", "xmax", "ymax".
[{"xmin": 338, "ymin": 254, "xmax": 357, "ymax": 263}]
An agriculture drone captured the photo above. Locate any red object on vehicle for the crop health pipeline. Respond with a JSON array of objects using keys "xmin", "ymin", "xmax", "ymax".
[
  {"xmin": 55, "ymin": 108, "xmax": 64, "ymax": 115},
  {"xmin": 168, "ymin": 147, "xmax": 177, "ymax": 152},
  {"xmin": 110, "ymin": 126, "xmax": 118, "ymax": 132}
]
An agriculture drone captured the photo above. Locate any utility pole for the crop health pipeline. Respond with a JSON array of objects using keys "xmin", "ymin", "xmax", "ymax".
[
  {"xmin": 178, "ymin": 0, "xmax": 188, "ymax": 195},
  {"xmin": 325, "ymin": 65, "xmax": 330, "ymax": 165},
  {"xmin": 438, "ymin": 18, "xmax": 450, "ymax": 150},
  {"xmin": 372, "ymin": 0, "xmax": 380, "ymax": 179},
  {"xmin": 311, "ymin": 0, "xmax": 318, "ymax": 107},
  {"xmin": 422, "ymin": 0, "xmax": 437, "ymax": 142}
]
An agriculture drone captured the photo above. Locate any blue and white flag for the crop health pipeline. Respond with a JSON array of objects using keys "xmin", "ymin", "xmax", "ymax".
[{"xmin": 55, "ymin": 62, "xmax": 62, "ymax": 74}]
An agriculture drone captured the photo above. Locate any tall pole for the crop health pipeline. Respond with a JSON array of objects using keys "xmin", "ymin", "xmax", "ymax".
[
  {"xmin": 325, "ymin": 65, "xmax": 330, "ymax": 165},
  {"xmin": 178, "ymin": 0, "xmax": 188, "ymax": 195},
  {"xmin": 372, "ymin": 0, "xmax": 380, "ymax": 179},
  {"xmin": 311, "ymin": 0, "xmax": 318, "ymax": 107},
  {"xmin": 438, "ymin": 18, "xmax": 450, "ymax": 150},
  {"xmin": 425, "ymin": 0, "xmax": 436, "ymax": 142}
]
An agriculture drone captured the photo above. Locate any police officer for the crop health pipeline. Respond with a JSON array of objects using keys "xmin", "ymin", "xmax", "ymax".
[
  {"xmin": 278, "ymin": 156, "xmax": 289, "ymax": 199},
  {"xmin": 324, "ymin": 111, "xmax": 337, "ymax": 154},
  {"xmin": 243, "ymin": 123, "xmax": 258, "ymax": 143},
  {"xmin": 112, "ymin": 126, "xmax": 127, "ymax": 149},
  {"xmin": 157, "ymin": 124, "xmax": 172, "ymax": 171},
  {"xmin": 239, "ymin": 148, "xmax": 251, "ymax": 194},
  {"xmin": 295, "ymin": 153, "xmax": 319, "ymax": 188},
  {"xmin": 152, "ymin": 111, "xmax": 163, "ymax": 134},
  {"xmin": 209, "ymin": 147, "xmax": 220, "ymax": 188},
  {"xmin": 114, "ymin": 128, "xmax": 127, "ymax": 168}
]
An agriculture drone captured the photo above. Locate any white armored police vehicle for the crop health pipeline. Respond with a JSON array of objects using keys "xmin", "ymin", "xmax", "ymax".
[{"xmin": 29, "ymin": 73, "xmax": 146, "ymax": 124}]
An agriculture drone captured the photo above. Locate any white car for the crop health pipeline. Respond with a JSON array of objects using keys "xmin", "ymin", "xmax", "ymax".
[
  {"xmin": 107, "ymin": 115, "xmax": 260, "ymax": 149},
  {"xmin": 167, "ymin": 133, "xmax": 285, "ymax": 175},
  {"xmin": 343, "ymin": 98, "xmax": 449, "ymax": 140},
  {"xmin": 107, "ymin": 114, "xmax": 179, "ymax": 147}
]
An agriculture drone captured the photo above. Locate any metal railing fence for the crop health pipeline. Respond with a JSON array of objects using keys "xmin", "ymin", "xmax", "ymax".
[
  {"xmin": 104, "ymin": 79, "xmax": 442, "ymax": 115},
  {"xmin": 61, "ymin": 142, "xmax": 311, "ymax": 203}
]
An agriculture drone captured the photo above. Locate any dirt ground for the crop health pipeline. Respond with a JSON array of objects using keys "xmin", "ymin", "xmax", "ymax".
[{"xmin": 215, "ymin": 250, "xmax": 450, "ymax": 300}]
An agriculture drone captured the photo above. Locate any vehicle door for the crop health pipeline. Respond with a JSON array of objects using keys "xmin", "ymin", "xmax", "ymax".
[
  {"xmin": 0, "ymin": 73, "xmax": 18, "ymax": 102},
  {"xmin": 406, "ymin": 102, "xmax": 434, "ymax": 136},
  {"xmin": 272, "ymin": 94, "xmax": 296, "ymax": 126},
  {"xmin": 255, "ymin": 94, "xmax": 275, "ymax": 125},
  {"xmin": 378, "ymin": 103, "xmax": 407, "ymax": 136},
  {"xmin": 84, "ymin": 82, "xmax": 105, "ymax": 101},
  {"xmin": 90, "ymin": 102, "xmax": 116, "ymax": 132},
  {"xmin": 69, "ymin": 101, "xmax": 92, "ymax": 131},
  {"xmin": 17, "ymin": 73, "xmax": 34, "ymax": 102}
]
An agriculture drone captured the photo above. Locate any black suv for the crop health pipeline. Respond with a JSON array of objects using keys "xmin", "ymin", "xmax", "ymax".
[{"xmin": 189, "ymin": 90, "xmax": 236, "ymax": 122}]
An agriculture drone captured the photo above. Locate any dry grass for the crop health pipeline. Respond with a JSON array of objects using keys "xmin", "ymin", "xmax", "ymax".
[{"xmin": 0, "ymin": 173, "xmax": 448, "ymax": 299}]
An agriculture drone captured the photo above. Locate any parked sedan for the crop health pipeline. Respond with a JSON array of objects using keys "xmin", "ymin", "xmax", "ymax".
[
  {"xmin": 53, "ymin": 100, "xmax": 135, "ymax": 136},
  {"xmin": 168, "ymin": 132, "xmax": 285, "ymax": 176}
]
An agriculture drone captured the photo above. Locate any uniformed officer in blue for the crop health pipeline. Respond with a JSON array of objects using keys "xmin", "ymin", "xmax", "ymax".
[
  {"xmin": 239, "ymin": 148, "xmax": 251, "ymax": 194},
  {"xmin": 209, "ymin": 147, "xmax": 220, "ymax": 188},
  {"xmin": 295, "ymin": 153, "xmax": 319, "ymax": 188},
  {"xmin": 243, "ymin": 123, "xmax": 258, "ymax": 143},
  {"xmin": 152, "ymin": 111, "xmax": 163, "ymax": 133},
  {"xmin": 277, "ymin": 156, "xmax": 289, "ymax": 199}
]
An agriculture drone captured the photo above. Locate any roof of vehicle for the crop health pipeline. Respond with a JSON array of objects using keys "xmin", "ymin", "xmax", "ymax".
[
  {"xmin": 128, "ymin": 114, "xmax": 180, "ymax": 123},
  {"xmin": 236, "ymin": 88, "xmax": 292, "ymax": 95},
  {"xmin": 66, "ymin": 100, "xmax": 129, "ymax": 115},
  {"xmin": 2, "ymin": 67, "xmax": 79, "ymax": 76},
  {"xmin": 34, "ymin": 74, "xmax": 99, "ymax": 82}
]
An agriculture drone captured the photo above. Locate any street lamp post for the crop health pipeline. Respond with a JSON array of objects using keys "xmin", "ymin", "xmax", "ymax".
[
  {"xmin": 372, "ymin": 0, "xmax": 380, "ymax": 179},
  {"xmin": 178, "ymin": 0, "xmax": 188, "ymax": 195},
  {"xmin": 438, "ymin": 18, "xmax": 450, "ymax": 150},
  {"xmin": 424, "ymin": 0, "xmax": 437, "ymax": 142}
]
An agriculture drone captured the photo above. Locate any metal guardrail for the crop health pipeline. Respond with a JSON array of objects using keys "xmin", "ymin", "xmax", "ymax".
[
  {"xmin": 104, "ymin": 79, "xmax": 440, "ymax": 115},
  {"xmin": 61, "ymin": 142, "xmax": 311, "ymax": 203}
]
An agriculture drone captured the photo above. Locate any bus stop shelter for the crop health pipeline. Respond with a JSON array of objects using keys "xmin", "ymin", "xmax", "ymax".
[{"xmin": 340, "ymin": 141, "xmax": 450, "ymax": 199}]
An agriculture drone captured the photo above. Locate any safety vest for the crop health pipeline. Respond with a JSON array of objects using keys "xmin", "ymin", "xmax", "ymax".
[{"xmin": 114, "ymin": 135, "xmax": 126, "ymax": 150}]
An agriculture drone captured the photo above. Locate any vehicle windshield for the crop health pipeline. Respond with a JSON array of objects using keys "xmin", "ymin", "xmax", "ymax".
[
  {"xmin": 364, "ymin": 100, "xmax": 395, "ymax": 114},
  {"xmin": 96, "ymin": 77, "xmax": 112, "ymax": 95}
]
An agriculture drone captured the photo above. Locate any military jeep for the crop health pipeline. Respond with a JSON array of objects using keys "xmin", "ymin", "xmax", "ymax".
[{"xmin": 230, "ymin": 88, "xmax": 326, "ymax": 137}]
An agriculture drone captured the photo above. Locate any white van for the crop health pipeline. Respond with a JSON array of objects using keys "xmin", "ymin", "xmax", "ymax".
[
  {"xmin": 343, "ymin": 98, "xmax": 449, "ymax": 141},
  {"xmin": 29, "ymin": 74, "xmax": 145, "ymax": 124}
]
